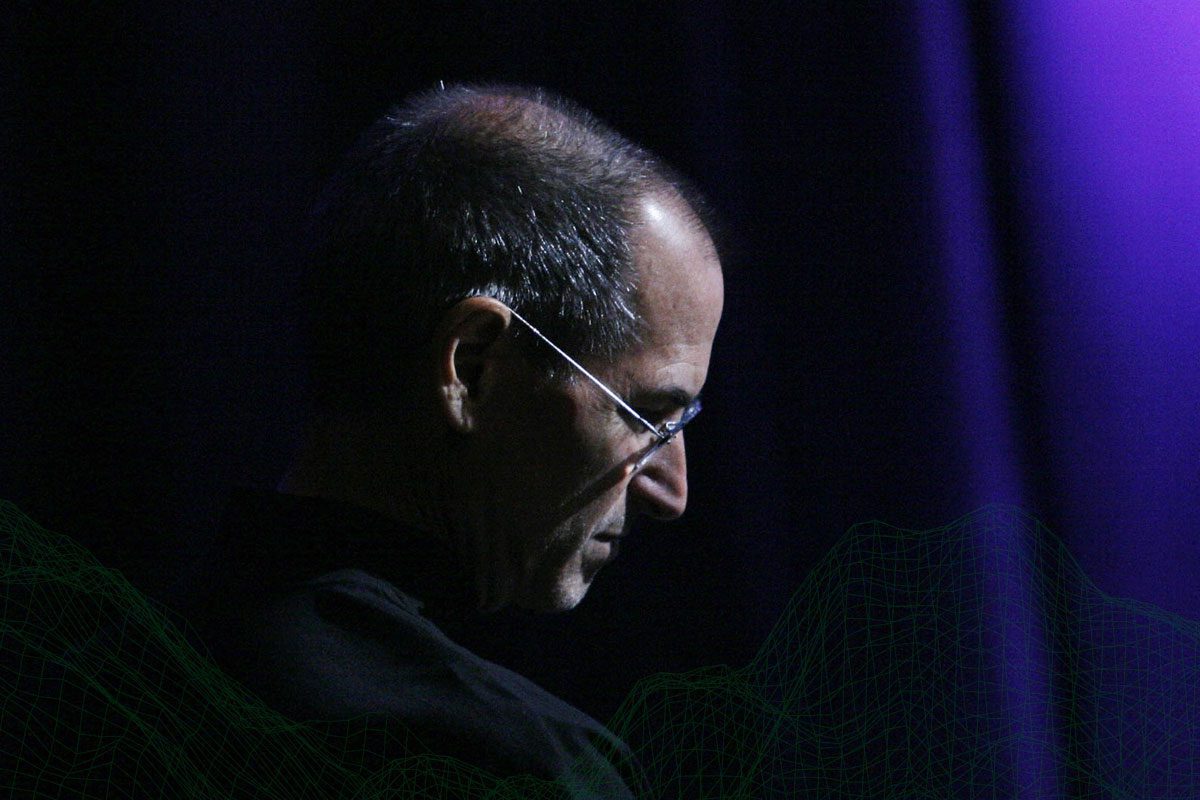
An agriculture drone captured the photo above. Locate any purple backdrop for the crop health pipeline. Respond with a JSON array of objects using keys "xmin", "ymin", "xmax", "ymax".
[{"xmin": 998, "ymin": 0, "xmax": 1200, "ymax": 615}]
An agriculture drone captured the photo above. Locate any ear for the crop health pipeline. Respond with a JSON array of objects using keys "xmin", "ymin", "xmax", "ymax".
[{"xmin": 433, "ymin": 296, "xmax": 515, "ymax": 434}]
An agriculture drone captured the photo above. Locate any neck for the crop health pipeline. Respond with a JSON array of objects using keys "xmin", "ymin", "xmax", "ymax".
[{"xmin": 277, "ymin": 409, "xmax": 442, "ymax": 538}]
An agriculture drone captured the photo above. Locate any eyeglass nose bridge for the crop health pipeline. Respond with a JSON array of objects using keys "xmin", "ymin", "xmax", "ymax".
[{"xmin": 631, "ymin": 423, "xmax": 683, "ymax": 473}]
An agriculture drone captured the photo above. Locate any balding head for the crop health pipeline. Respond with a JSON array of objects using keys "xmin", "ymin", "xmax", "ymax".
[
  {"xmin": 305, "ymin": 84, "xmax": 712, "ymax": 416},
  {"xmin": 284, "ymin": 86, "xmax": 723, "ymax": 612}
]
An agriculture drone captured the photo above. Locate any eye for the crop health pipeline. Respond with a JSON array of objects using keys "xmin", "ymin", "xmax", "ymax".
[
  {"xmin": 634, "ymin": 407, "xmax": 672, "ymax": 426},
  {"xmin": 616, "ymin": 405, "xmax": 667, "ymax": 437}
]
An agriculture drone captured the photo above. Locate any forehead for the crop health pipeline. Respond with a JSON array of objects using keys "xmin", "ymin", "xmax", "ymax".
[
  {"xmin": 602, "ymin": 193, "xmax": 723, "ymax": 391},
  {"xmin": 632, "ymin": 194, "xmax": 723, "ymax": 345}
]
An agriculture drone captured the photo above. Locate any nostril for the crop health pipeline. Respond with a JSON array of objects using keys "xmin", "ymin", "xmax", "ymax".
[{"xmin": 630, "ymin": 447, "xmax": 688, "ymax": 521}]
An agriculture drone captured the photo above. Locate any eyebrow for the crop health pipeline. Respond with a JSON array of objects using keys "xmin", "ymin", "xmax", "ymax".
[{"xmin": 630, "ymin": 386, "xmax": 697, "ymax": 409}]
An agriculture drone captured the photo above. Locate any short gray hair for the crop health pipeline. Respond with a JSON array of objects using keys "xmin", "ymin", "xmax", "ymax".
[{"xmin": 305, "ymin": 83, "xmax": 705, "ymax": 413}]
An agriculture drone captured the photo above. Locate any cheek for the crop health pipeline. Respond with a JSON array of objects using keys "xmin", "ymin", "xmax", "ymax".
[
  {"xmin": 549, "ymin": 393, "xmax": 625, "ymax": 476},
  {"xmin": 505, "ymin": 383, "xmax": 639, "ymax": 529},
  {"xmin": 485, "ymin": 388, "xmax": 583, "ymax": 485},
  {"xmin": 557, "ymin": 474, "xmax": 638, "ymax": 557}
]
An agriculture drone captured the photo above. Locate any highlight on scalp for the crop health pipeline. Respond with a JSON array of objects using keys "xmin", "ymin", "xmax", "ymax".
[{"xmin": 305, "ymin": 83, "xmax": 711, "ymax": 414}]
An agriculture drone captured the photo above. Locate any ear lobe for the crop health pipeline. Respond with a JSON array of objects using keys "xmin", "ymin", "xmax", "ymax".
[{"xmin": 435, "ymin": 297, "xmax": 514, "ymax": 434}]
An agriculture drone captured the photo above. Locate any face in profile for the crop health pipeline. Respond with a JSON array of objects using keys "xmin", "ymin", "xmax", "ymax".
[{"xmin": 452, "ymin": 193, "xmax": 724, "ymax": 612}]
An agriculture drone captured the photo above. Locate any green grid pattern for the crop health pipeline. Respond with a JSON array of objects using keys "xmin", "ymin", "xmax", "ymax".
[
  {"xmin": 3, "ymin": 501, "xmax": 1198, "ymax": 798},
  {"xmin": 610, "ymin": 506, "xmax": 1200, "ymax": 798}
]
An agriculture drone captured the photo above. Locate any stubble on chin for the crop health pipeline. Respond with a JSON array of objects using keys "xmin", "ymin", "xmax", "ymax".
[{"xmin": 518, "ymin": 525, "xmax": 597, "ymax": 612}]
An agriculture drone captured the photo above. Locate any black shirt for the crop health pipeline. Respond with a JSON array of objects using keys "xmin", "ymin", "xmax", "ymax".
[{"xmin": 187, "ymin": 489, "xmax": 641, "ymax": 798}]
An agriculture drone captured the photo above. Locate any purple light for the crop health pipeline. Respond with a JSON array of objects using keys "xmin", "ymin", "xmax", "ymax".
[
  {"xmin": 1000, "ymin": 0, "xmax": 1200, "ymax": 612},
  {"xmin": 914, "ymin": 2, "xmax": 1062, "ymax": 796}
]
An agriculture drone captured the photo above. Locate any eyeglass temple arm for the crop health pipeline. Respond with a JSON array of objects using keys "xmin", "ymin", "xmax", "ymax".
[{"xmin": 505, "ymin": 306, "xmax": 665, "ymax": 438}]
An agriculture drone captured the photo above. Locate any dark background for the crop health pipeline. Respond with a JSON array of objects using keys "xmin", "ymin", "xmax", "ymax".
[{"xmin": 4, "ymin": 1, "xmax": 1198, "ymax": 725}]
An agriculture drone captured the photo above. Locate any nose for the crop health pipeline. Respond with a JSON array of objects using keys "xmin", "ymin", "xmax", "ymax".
[{"xmin": 629, "ymin": 434, "xmax": 689, "ymax": 520}]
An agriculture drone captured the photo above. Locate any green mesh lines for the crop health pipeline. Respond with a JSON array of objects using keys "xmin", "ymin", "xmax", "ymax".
[
  {"xmin": 3, "ymin": 501, "xmax": 1199, "ymax": 798},
  {"xmin": 607, "ymin": 506, "xmax": 1200, "ymax": 798},
  {"xmin": 0, "ymin": 500, "xmax": 576, "ymax": 798}
]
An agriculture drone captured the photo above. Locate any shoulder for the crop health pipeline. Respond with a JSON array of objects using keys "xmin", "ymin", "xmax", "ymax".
[{"xmin": 205, "ymin": 568, "xmax": 632, "ymax": 783}]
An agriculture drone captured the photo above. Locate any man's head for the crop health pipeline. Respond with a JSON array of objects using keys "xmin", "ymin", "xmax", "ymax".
[{"xmin": 298, "ymin": 84, "xmax": 723, "ymax": 612}]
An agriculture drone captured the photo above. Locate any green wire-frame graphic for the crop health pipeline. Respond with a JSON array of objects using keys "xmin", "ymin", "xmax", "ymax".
[{"xmin": 2, "ymin": 501, "xmax": 1198, "ymax": 798}]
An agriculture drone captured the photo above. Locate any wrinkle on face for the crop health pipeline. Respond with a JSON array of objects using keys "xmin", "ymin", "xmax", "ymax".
[{"xmin": 477, "ymin": 189, "xmax": 725, "ymax": 612}]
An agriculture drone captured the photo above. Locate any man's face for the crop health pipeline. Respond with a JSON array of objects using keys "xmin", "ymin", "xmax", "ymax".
[{"xmin": 459, "ymin": 193, "xmax": 724, "ymax": 612}]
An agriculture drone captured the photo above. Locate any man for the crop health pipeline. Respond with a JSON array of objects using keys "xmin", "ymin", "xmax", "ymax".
[{"xmin": 188, "ymin": 84, "xmax": 723, "ymax": 796}]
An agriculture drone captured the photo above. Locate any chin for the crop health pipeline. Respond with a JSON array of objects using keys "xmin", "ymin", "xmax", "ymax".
[
  {"xmin": 517, "ymin": 531, "xmax": 604, "ymax": 612},
  {"xmin": 522, "ymin": 571, "xmax": 592, "ymax": 613},
  {"xmin": 535, "ymin": 582, "xmax": 590, "ymax": 613}
]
